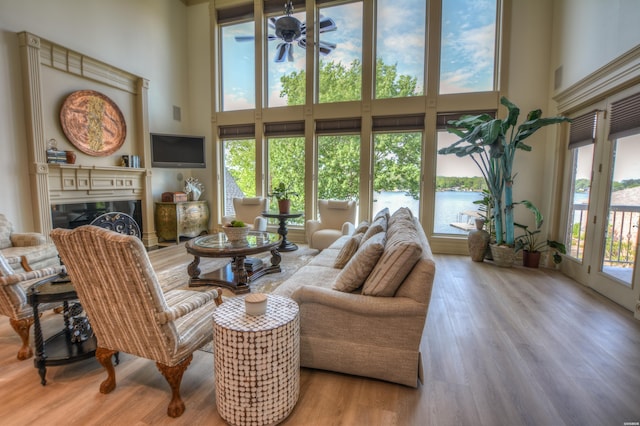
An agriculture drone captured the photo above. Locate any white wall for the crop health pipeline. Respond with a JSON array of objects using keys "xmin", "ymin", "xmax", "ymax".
[
  {"xmin": 0, "ymin": 0, "xmax": 194, "ymax": 230},
  {"xmin": 551, "ymin": 0, "xmax": 640, "ymax": 92}
]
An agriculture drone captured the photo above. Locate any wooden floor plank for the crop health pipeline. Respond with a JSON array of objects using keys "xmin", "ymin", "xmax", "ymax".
[{"xmin": 1, "ymin": 253, "xmax": 639, "ymax": 425}]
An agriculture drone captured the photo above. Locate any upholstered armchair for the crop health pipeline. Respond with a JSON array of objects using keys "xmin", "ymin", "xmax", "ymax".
[
  {"xmin": 222, "ymin": 197, "xmax": 269, "ymax": 231},
  {"xmin": 50, "ymin": 225, "xmax": 223, "ymax": 418},
  {"xmin": 0, "ymin": 213, "xmax": 60, "ymax": 273},
  {"xmin": 306, "ymin": 200, "xmax": 357, "ymax": 250},
  {"xmin": 0, "ymin": 251, "xmax": 65, "ymax": 360}
]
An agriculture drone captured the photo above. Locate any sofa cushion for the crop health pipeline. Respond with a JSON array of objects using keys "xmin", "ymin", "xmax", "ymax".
[
  {"xmin": 362, "ymin": 224, "xmax": 423, "ymax": 297},
  {"xmin": 353, "ymin": 220, "xmax": 369, "ymax": 235},
  {"xmin": 333, "ymin": 232, "xmax": 386, "ymax": 293},
  {"xmin": 333, "ymin": 233, "xmax": 363, "ymax": 269},
  {"xmin": 361, "ymin": 216, "xmax": 387, "ymax": 244},
  {"xmin": 274, "ymin": 265, "xmax": 341, "ymax": 298}
]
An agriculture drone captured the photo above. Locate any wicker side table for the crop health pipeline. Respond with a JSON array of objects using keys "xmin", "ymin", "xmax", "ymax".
[{"xmin": 213, "ymin": 294, "xmax": 300, "ymax": 426}]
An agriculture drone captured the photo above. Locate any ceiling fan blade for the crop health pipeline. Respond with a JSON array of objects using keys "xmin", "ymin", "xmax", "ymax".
[
  {"xmin": 318, "ymin": 41, "xmax": 337, "ymax": 56},
  {"xmin": 268, "ymin": 17, "xmax": 278, "ymax": 29},
  {"xmin": 318, "ymin": 16, "xmax": 337, "ymax": 33},
  {"xmin": 298, "ymin": 38, "xmax": 307, "ymax": 50},
  {"xmin": 286, "ymin": 43, "xmax": 294, "ymax": 62},
  {"xmin": 299, "ymin": 23, "xmax": 306, "ymax": 36},
  {"xmin": 234, "ymin": 35, "xmax": 255, "ymax": 42},
  {"xmin": 267, "ymin": 34, "xmax": 278, "ymax": 41},
  {"xmin": 275, "ymin": 43, "xmax": 288, "ymax": 62}
]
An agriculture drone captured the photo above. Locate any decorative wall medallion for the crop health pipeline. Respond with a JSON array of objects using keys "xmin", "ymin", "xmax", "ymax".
[{"xmin": 60, "ymin": 90, "xmax": 126, "ymax": 156}]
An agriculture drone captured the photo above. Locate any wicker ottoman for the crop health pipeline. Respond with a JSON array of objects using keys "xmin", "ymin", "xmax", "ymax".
[{"xmin": 212, "ymin": 294, "xmax": 300, "ymax": 426}]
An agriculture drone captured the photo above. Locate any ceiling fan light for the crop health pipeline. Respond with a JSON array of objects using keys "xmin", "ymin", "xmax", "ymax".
[{"xmin": 275, "ymin": 16, "xmax": 301, "ymax": 43}]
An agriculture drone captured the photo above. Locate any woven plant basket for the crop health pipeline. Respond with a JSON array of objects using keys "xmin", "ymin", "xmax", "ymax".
[
  {"xmin": 489, "ymin": 244, "xmax": 515, "ymax": 267},
  {"xmin": 223, "ymin": 226, "xmax": 249, "ymax": 242}
]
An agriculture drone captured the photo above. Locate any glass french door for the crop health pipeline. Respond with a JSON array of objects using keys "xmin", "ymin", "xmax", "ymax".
[{"xmin": 562, "ymin": 89, "xmax": 640, "ymax": 317}]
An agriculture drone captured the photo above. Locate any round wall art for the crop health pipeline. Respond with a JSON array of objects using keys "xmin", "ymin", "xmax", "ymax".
[{"xmin": 60, "ymin": 90, "xmax": 126, "ymax": 156}]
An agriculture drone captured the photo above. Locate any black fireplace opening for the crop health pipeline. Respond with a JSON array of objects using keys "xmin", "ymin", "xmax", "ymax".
[{"xmin": 51, "ymin": 200, "xmax": 143, "ymax": 233}]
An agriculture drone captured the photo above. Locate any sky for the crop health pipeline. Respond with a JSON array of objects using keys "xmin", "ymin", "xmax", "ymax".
[{"xmin": 221, "ymin": 0, "xmax": 497, "ymax": 110}]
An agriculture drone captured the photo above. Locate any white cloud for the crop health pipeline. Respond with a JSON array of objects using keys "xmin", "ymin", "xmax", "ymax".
[{"xmin": 440, "ymin": 22, "xmax": 495, "ymax": 93}]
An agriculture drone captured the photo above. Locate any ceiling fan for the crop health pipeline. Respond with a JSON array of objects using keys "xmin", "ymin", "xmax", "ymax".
[{"xmin": 234, "ymin": 1, "xmax": 338, "ymax": 63}]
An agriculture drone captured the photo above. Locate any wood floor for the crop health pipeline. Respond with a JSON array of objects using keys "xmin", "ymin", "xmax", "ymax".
[{"xmin": 1, "ymin": 253, "xmax": 639, "ymax": 425}]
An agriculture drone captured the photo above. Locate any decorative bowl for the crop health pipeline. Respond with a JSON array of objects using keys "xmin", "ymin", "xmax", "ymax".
[{"xmin": 222, "ymin": 225, "xmax": 250, "ymax": 242}]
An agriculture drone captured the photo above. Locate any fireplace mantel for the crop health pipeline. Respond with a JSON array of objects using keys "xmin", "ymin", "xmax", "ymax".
[{"xmin": 48, "ymin": 164, "xmax": 147, "ymax": 204}]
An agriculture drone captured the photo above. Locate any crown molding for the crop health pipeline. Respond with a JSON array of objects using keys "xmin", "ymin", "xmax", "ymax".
[{"xmin": 553, "ymin": 45, "xmax": 640, "ymax": 114}]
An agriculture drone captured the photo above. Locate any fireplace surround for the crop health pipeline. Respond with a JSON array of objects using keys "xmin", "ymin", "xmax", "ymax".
[{"xmin": 18, "ymin": 32, "xmax": 158, "ymax": 247}]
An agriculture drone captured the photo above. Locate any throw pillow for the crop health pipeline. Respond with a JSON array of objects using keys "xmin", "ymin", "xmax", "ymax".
[
  {"xmin": 362, "ymin": 226, "xmax": 423, "ymax": 297},
  {"xmin": 353, "ymin": 220, "xmax": 369, "ymax": 235},
  {"xmin": 333, "ymin": 232, "xmax": 386, "ymax": 292},
  {"xmin": 388, "ymin": 207, "xmax": 415, "ymax": 238},
  {"xmin": 0, "ymin": 252, "xmax": 14, "ymax": 277},
  {"xmin": 333, "ymin": 233, "xmax": 364, "ymax": 269},
  {"xmin": 373, "ymin": 207, "xmax": 390, "ymax": 222},
  {"xmin": 361, "ymin": 216, "xmax": 387, "ymax": 244}
]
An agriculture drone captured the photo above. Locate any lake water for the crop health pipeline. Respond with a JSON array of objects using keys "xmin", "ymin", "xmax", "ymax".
[
  {"xmin": 373, "ymin": 190, "xmax": 482, "ymax": 235},
  {"xmin": 371, "ymin": 191, "xmax": 593, "ymax": 236}
]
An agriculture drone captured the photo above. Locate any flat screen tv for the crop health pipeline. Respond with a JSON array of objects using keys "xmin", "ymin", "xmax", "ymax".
[{"xmin": 150, "ymin": 133, "xmax": 206, "ymax": 168}]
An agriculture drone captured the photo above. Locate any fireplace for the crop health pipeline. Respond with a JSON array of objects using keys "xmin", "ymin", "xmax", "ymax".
[{"xmin": 51, "ymin": 200, "xmax": 143, "ymax": 233}]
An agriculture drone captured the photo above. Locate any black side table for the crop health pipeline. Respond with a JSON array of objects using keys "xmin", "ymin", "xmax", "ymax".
[
  {"xmin": 28, "ymin": 273, "xmax": 98, "ymax": 385},
  {"xmin": 262, "ymin": 212, "xmax": 303, "ymax": 252}
]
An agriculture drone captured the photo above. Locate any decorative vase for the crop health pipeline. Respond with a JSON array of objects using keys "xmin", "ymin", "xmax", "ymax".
[
  {"xmin": 522, "ymin": 250, "xmax": 541, "ymax": 268},
  {"xmin": 468, "ymin": 220, "xmax": 490, "ymax": 262},
  {"xmin": 278, "ymin": 199, "xmax": 291, "ymax": 214},
  {"xmin": 490, "ymin": 243, "xmax": 515, "ymax": 267},
  {"xmin": 65, "ymin": 150, "xmax": 76, "ymax": 164}
]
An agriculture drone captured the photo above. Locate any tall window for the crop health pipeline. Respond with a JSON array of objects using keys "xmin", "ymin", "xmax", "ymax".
[
  {"xmin": 318, "ymin": 2, "xmax": 363, "ymax": 103},
  {"xmin": 223, "ymin": 139, "xmax": 256, "ymax": 216},
  {"xmin": 267, "ymin": 9, "xmax": 306, "ymax": 107},
  {"xmin": 435, "ymin": 131, "xmax": 484, "ymax": 234},
  {"xmin": 375, "ymin": 0, "xmax": 426, "ymax": 98},
  {"xmin": 222, "ymin": 22, "xmax": 256, "ymax": 111},
  {"xmin": 317, "ymin": 135, "xmax": 361, "ymax": 202},
  {"xmin": 565, "ymin": 111, "xmax": 597, "ymax": 262},
  {"xmin": 267, "ymin": 136, "xmax": 305, "ymax": 225},
  {"xmin": 440, "ymin": 0, "xmax": 497, "ymax": 94},
  {"xmin": 372, "ymin": 132, "xmax": 422, "ymax": 217}
]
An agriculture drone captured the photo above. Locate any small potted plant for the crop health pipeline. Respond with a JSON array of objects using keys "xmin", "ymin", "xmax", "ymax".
[
  {"xmin": 268, "ymin": 182, "xmax": 298, "ymax": 214},
  {"xmin": 514, "ymin": 200, "xmax": 567, "ymax": 268},
  {"xmin": 222, "ymin": 219, "xmax": 249, "ymax": 242}
]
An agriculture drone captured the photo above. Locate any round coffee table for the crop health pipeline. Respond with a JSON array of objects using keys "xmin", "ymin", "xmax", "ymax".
[{"xmin": 185, "ymin": 231, "xmax": 282, "ymax": 294}]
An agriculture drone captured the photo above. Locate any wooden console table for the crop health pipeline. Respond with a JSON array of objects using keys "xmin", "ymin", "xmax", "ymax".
[{"xmin": 155, "ymin": 201, "xmax": 209, "ymax": 243}]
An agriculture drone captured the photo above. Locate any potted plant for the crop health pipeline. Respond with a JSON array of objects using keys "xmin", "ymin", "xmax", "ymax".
[
  {"xmin": 514, "ymin": 200, "xmax": 567, "ymax": 268},
  {"xmin": 439, "ymin": 96, "xmax": 570, "ymax": 266},
  {"xmin": 268, "ymin": 182, "xmax": 298, "ymax": 214}
]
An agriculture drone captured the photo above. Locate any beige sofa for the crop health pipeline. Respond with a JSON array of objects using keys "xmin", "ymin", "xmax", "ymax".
[{"xmin": 273, "ymin": 207, "xmax": 436, "ymax": 387}]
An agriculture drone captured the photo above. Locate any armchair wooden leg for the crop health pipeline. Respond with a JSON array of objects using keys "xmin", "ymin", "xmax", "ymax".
[
  {"xmin": 156, "ymin": 354, "xmax": 193, "ymax": 418},
  {"xmin": 96, "ymin": 347, "xmax": 118, "ymax": 394},
  {"xmin": 9, "ymin": 317, "xmax": 34, "ymax": 360}
]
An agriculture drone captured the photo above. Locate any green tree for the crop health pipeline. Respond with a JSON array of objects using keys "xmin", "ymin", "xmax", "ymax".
[{"xmin": 227, "ymin": 59, "xmax": 422, "ymax": 205}]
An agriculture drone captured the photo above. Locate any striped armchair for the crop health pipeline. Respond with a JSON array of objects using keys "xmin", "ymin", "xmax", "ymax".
[
  {"xmin": 50, "ymin": 225, "xmax": 223, "ymax": 418},
  {"xmin": 0, "ymin": 252, "xmax": 65, "ymax": 360}
]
